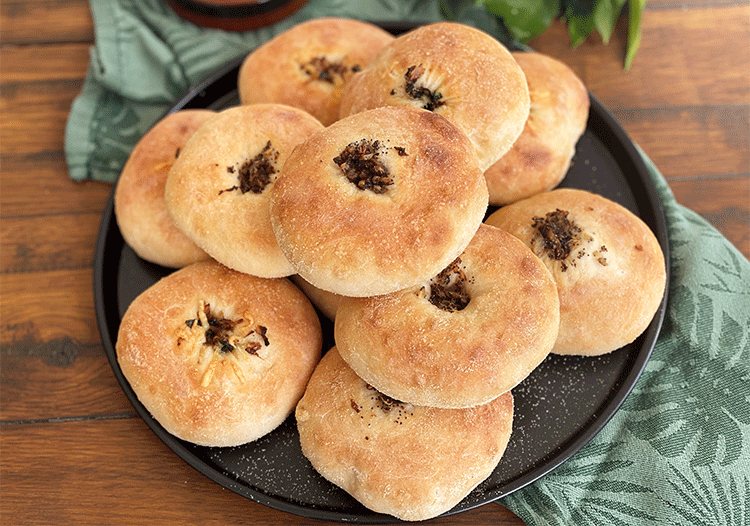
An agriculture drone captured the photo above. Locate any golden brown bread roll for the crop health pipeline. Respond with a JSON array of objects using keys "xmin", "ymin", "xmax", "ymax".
[
  {"xmin": 339, "ymin": 22, "xmax": 530, "ymax": 171},
  {"xmin": 485, "ymin": 188, "xmax": 666, "ymax": 355},
  {"xmin": 114, "ymin": 109, "xmax": 214, "ymax": 268},
  {"xmin": 334, "ymin": 224, "xmax": 560, "ymax": 408},
  {"xmin": 484, "ymin": 51, "xmax": 590, "ymax": 206},
  {"xmin": 296, "ymin": 347, "xmax": 514, "ymax": 521},
  {"xmin": 165, "ymin": 104, "xmax": 324, "ymax": 278},
  {"xmin": 116, "ymin": 260, "xmax": 322, "ymax": 447},
  {"xmin": 270, "ymin": 105, "xmax": 489, "ymax": 297},
  {"xmin": 238, "ymin": 17, "xmax": 395, "ymax": 126}
]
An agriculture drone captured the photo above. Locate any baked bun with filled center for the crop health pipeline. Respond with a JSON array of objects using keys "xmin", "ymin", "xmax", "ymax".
[
  {"xmin": 114, "ymin": 109, "xmax": 214, "ymax": 268},
  {"xmin": 334, "ymin": 223, "xmax": 560, "ymax": 408},
  {"xmin": 238, "ymin": 17, "xmax": 395, "ymax": 126},
  {"xmin": 485, "ymin": 188, "xmax": 666, "ymax": 356},
  {"xmin": 270, "ymin": 105, "xmax": 489, "ymax": 297},
  {"xmin": 339, "ymin": 22, "xmax": 530, "ymax": 171},
  {"xmin": 165, "ymin": 104, "xmax": 324, "ymax": 278},
  {"xmin": 484, "ymin": 51, "xmax": 590, "ymax": 206},
  {"xmin": 295, "ymin": 347, "xmax": 514, "ymax": 522},
  {"xmin": 116, "ymin": 259, "xmax": 322, "ymax": 447}
]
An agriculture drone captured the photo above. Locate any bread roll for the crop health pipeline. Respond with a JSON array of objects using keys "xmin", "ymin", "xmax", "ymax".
[
  {"xmin": 484, "ymin": 51, "xmax": 589, "ymax": 206},
  {"xmin": 290, "ymin": 274, "xmax": 343, "ymax": 321},
  {"xmin": 334, "ymin": 224, "xmax": 559, "ymax": 408},
  {"xmin": 485, "ymin": 188, "xmax": 666, "ymax": 355},
  {"xmin": 339, "ymin": 22, "xmax": 530, "ymax": 171},
  {"xmin": 296, "ymin": 347, "xmax": 514, "ymax": 521},
  {"xmin": 116, "ymin": 260, "xmax": 322, "ymax": 447},
  {"xmin": 238, "ymin": 17, "xmax": 395, "ymax": 126},
  {"xmin": 270, "ymin": 105, "xmax": 488, "ymax": 297},
  {"xmin": 114, "ymin": 109, "xmax": 214, "ymax": 268},
  {"xmin": 165, "ymin": 104, "xmax": 324, "ymax": 278}
]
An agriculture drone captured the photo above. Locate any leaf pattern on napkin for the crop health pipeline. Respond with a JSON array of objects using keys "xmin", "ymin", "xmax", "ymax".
[
  {"xmin": 504, "ymin": 441, "xmax": 661, "ymax": 525},
  {"xmin": 502, "ymin": 177, "xmax": 750, "ymax": 525},
  {"xmin": 624, "ymin": 286, "xmax": 750, "ymax": 467},
  {"xmin": 662, "ymin": 464, "xmax": 749, "ymax": 525},
  {"xmin": 85, "ymin": 90, "xmax": 166, "ymax": 182}
]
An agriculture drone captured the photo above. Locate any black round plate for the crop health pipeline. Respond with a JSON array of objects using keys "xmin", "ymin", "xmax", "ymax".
[{"xmin": 94, "ymin": 22, "xmax": 670, "ymax": 523}]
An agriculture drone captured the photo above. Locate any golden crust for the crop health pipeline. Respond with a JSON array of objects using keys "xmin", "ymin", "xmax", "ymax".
[
  {"xmin": 484, "ymin": 52, "xmax": 590, "ymax": 206},
  {"xmin": 165, "ymin": 104, "xmax": 324, "ymax": 278},
  {"xmin": 269, "ymin": 105, "xmax": 488, "ymax": 297},
  {"xmin": 339, "ymin": 22, "xmax": 530, "ymax": 171},
  {"xmin": 116, "ymin": 260, "xmax": 322, "ymax": 447},
  {"xmin": 334, "ymin": 224, "xmax": 559, "ymax": 408},
  {"xmin": 238, "ymin": 17, "xmax": 395, "ymax": 126},
  {"xmin": 295, "ymin": 347, "xmax": 514, "ymax": 522},
  {"xmin": 114, "ymin": 110, "xmax": 214, "ymax": 268},
  {"xmin": 485, "ymin": 188, "xmax": 667, "ymax": 355}
]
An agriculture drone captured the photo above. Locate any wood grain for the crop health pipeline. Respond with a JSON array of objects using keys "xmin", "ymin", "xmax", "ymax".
[
  {"xmin": 0, "ymin": 157, "xmax": 112, "ymax": 217},
  {"xmin": 1, "ymin": 269, "xmax": 100, "ymax": 344},
  {"xmin": 1, "ymin": 418, "xmax": 520, "ymax": 525},
  {"xmin": 670, "ymin": 177, "xmax": 750, "ymax": 257},
  {"xmin": 0, "ymin": 213, "xmax": 102, "ymax": 273},
  {"xmin": 0, "ymin": 0, "xmax": 93, "ymax": 44},
  {"xmin": 612, "ymin": 104, "xmax": 750, "ymax": 179},
  {"xmin": 0, "ymin": 68, "xmax": 87, "ymax": 157},
  {"xmin": 530, "ymin": 4, "xmax": 750, "ymax": 110}
]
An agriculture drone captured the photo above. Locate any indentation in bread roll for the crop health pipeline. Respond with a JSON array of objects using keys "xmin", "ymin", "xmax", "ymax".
[
  {"xmin": 485, "ymin": 188, "xmax": 666, "ymax": 356},
  {"xmin": 334, "ymin": 224, "xmax": 560, "ymax": 408},
  {"xmin": 165, "ymin": 104, "xmax": 324, "ymax": 278},
  {"xmin": 269, "ymin": 105, "xmax": 489, "ymax": 297},
  {"xmin": 484, "ymin": 51, "xmax": 590, "ymax": 206},
  {"xmin": 238, "ymin": 17, "xmax": 395, "ymax": 126},
  {"xmin": 116, "ymin": 260, "xmax": 322, "ymax": 447},
  {"xmin": 296, "ymin": 347, "xmax": 514, "ymax": 522},
  {"xmin": 114, "ymin": 109, "xmax": 215, "ymax": 268},
  {"xmin": 339, "ymin": 22, "xmax": 530, "ymax": 171}
]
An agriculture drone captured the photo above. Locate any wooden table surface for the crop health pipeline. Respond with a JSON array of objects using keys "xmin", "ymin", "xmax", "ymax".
[{"xmin": 1, "ymin": 1, "xmax": 748, "ymax": 524}]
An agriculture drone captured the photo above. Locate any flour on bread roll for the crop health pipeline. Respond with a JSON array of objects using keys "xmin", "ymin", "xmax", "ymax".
[
  {"xmin": 165, "ymin": 104, "xmax": 324, "ymax": 278},
  {"xmin": 116, "ymin": 260, "xmax": 322, "ymax": 447},
  {"xmin": 484, "ymin": 52, "xmax": 589, "ymax": 206},
  {"xmin": 296, "ymin": 347, "xmax": 514, "ymax": 522},
  {"xmin": 114, "ymin": 109, "xmax": 214, "ymax": 268},
  {"xmin": 485, "ymin": 188, "xmax": 666, "ymax": 356},
  {"xmin": 339, "ymin": 22, "xmax": 530, "ymax": 171},
  {"xmin": 238, "ymin": 17, "xmax": 395, "ymax": 126},
  {"xmin": 270, "ymin": 105, "xmax": 489, "ymax": 297},
  {"xmin": 334, "ymin": 223, "xmax": 559, "ymax": 408}
]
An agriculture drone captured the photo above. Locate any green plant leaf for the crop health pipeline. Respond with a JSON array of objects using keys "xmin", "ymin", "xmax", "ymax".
[
  {"xmin": 563, "ymin": 0, "xmax": 597, "ymax": 47},
  {"xmin": 593, "ymin": 0, "xmax": 627, "ymax": 43},
  {"xmin": 625, "ymin": 0, "xmax": 646, "ymax": 70},
  {"xmin": 481, "ymin": 0, "xmax": 560, "ymax": 42},
  {"xmin": 460, "ymin": 0, "xmax": 646, "ymax": 69}
]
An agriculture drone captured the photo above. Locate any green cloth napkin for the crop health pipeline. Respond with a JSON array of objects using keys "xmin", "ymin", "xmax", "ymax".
[
  {"xmin": 502, "ymin": 155, "xmax": 750, "ymax": 525},
  {"xmin": 65, "ymin": 1, "xmax": 750, "ymax": 524},
  {"xmin": 64, "ymin": 0, "xmax": 504, "ymax": 182}
]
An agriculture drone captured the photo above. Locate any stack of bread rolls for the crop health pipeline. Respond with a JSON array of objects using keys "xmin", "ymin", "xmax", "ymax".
[{"xmin": 113, "ymin": 18, "xmax": 666, "ymax": 521}]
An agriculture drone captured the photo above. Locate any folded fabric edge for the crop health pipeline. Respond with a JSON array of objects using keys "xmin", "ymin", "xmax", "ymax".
[{"xmin": 65, "ymin": 64, "xmax": 107, "ymax": 182}]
